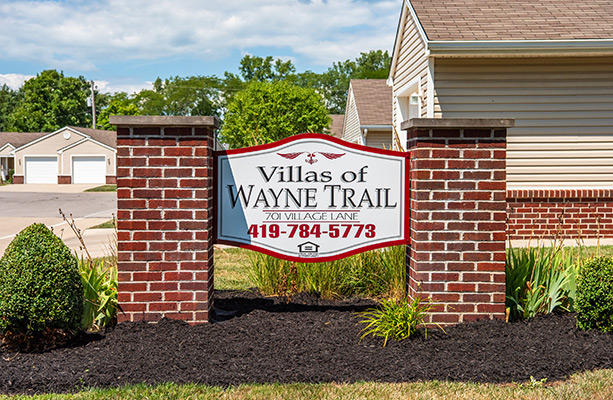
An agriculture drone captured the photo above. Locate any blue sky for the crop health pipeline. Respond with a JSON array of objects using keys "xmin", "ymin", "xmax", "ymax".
[{"xmin": 0, "ymin": 0, "xmax": 399, "ymax": 94}]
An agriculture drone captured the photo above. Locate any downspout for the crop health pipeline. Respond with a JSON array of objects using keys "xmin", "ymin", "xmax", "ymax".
[{"xmin": 360, "ymin": 128, "xmax": 368, "ymax": 146}]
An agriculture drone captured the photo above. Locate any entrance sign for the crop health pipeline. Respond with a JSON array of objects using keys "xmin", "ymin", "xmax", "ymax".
[{"xmin": 215, "ymin": 133, "xmax": 409, "ymax": 262}]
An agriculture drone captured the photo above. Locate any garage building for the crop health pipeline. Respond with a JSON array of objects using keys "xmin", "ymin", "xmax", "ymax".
[{"xmin": 10, "ymin": 126, "xmax": 116, "ymax": 185}]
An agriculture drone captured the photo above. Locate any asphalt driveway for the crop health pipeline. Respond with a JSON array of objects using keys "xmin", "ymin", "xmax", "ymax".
[{"xmin": 0, "ymin": 184, "xmax": 117, "ymax": 258}]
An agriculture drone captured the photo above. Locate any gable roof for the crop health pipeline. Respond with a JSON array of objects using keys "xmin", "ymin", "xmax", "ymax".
[
  {"xmin": 328, "ymin": 115, "xmax": 345, "ymax": 138},
  {"xmin": 349, "ymin": 79, "xmax": 392, "ymax": 127},
  {"xmin": 10, "ymin": 126, "xmax": 117, "ymax": 154},
  {"xmin": 410, "ymin": 0, "xmax": 613, "ymax": 41},
  {"xmin": 68, "ymin": 126, "xmax": 116, "ymax": 149},
  {"xmin": 0, "ymin": 132, "xmax": 46, "ymax": 150}
]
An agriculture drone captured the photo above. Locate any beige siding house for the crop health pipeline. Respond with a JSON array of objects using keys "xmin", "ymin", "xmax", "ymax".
[
  {"xmin": 0, "ymin": 132, "xmax": 46, "ymax": 182},
  {"xmin": 11, "ymin": 126, "xmax": 117, "ymax": 184},
  {"xmin": 341, "ymin": 79, "xmax": 393, "ymax": 149},
  {"xmin": 389, "ymin": 0, "xmax": 613, "ymax": 189}
]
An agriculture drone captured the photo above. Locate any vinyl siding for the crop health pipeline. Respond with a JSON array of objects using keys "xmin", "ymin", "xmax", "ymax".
[
  {"xmin": 13, "ymin": 129, "xmax": 83, "ymax": 176},
  {"xmin": 434, "ymin": 57, "xmax": 613, "ymax": 189},
  {"xmin": 62, "ymin": 140, "xmax": 116, "ymax": 176},
  {"xmin": 365, "ymin": 130, "xmax": 393, "ymax": 150},
  {"xmin": 392, "ymin": 3, "xmax": 429, "ymax": 124},
  {"xmin": 342, "ymin": 88, "xmax": 362, "ymax": 144}
]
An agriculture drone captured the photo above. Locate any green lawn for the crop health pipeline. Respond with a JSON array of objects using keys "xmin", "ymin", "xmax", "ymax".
[
  {"xmin": 1, "ymin": 369, "xmax": 612, "ymax": 399},
  {"xmin": 87, "ymin": 220, "xmax": 116, "ymax": 230},
  {"xmin": 84, "ymin": 184, "xmax": 117, "ymax": 192},
  {"xmin": 214, "ymin": 246, "xmax": 254, "ymax": 290}
]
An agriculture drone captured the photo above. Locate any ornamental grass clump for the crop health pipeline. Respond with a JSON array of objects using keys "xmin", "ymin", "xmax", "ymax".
[
  {"xmin": 248, "ymin": 246, "xmax": 405, "ymax": 299},
  {"xmin": 0, "ymin": 223, "xmax": 83, "ymax": 351},
  {"xmin": 356, "ymin": 297, "xmax": 441, "ymax": 347},
  {"xmin": 575, "ymin": 257, "xmax": 613, "ymax": 333}
]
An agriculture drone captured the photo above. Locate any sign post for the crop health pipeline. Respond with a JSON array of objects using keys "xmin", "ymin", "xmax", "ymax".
[{"xmin": 216, "ymin": 133, "xmax": 409, "ymax": 262}]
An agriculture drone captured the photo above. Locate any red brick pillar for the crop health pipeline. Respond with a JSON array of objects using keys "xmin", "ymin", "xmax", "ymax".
[
  {"xmin": 110, "ymin": 116, "xmax": 218, "ymax": 324},
  {"xmin": 401, "ymin": 118, "xmax": 513, "ymax": 325}
]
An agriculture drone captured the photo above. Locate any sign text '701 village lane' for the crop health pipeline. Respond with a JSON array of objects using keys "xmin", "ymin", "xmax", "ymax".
[{"xmin": 215, "ymin": 134, "xmax": 409, "ymax": 262}]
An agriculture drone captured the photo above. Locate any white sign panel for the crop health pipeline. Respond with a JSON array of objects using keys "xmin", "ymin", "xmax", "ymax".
[{"xmin": 216, "ymin": 134, "xmax": 408, "ymax": 262}]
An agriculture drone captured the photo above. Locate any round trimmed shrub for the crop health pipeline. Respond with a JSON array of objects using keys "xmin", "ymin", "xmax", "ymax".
[
  {"xmin": 0, "ymin": 223, "xmax": 83, "ymax": 339},
  {"xmin": 575, "ymin": 256, "xmax": 613, "ymax": 333}
]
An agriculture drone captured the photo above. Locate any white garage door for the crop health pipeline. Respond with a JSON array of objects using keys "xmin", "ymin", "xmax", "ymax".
[
  {"xmin": 25, "ymin": 157, "xmax": 58, "ymax": 184},
  {"xmin": 73, "ymin": 156, "xmax": 106, "ymax": 184}
]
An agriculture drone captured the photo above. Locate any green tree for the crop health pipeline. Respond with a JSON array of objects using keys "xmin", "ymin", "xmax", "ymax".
[
  {"xmin": 239, "ymin": 55, "xmax": 297, "ymax": 82},
  {"xmin": 97, "ymin": 92, "xmax": 141, "ymax": 131},
  {"xmin": 6, "ymin": 70, "xmax": 100, "ymax": 132},
  {"xmin": 135, "ymin": 75, "xmax": 222, "ymax": 117},
  {"xmin": 219, "ymin": 80, "xmax": 330, "ymax": 149},
  {"xmin": 318, "ymin": 50, "xmax": 391, "ymax": 114},
  {"xmin": 0, "ymin": 84, "xmax": 21, "ymax": 131}
]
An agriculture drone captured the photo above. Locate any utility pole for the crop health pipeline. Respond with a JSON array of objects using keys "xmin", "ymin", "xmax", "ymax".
[{"xmin": 90, "ymin": 80, "xmax": 96, "ymax": 129}]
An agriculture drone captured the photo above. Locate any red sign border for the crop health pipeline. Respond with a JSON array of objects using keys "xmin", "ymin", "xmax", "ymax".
[{"xmin": 214, "ymin": 133, "xmax": 410, "ymax": 263}]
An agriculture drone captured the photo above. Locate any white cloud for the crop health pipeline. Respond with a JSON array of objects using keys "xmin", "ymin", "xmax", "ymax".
[
  {"xmin": 95, "ymin": 80, "xmax": 153, "ymax": 95},
  {"xmin": 0, "ymin": 73, "xmax": 34, "ymax": 89},
  {"xmin": 0, "ymin": 0, "xmax": 398, "ymax": 72}
]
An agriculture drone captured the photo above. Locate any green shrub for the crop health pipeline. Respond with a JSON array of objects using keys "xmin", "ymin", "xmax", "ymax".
[
  {"xmin": 0, "ymin": 224, "xmax": 83, "ymax": 341},
  {"xmin": 356, "ymin": 296, "xmax": 440, "ymax": 347},
  {"xmin": 505, "ymin": 244, "xmax": 576, "ymax": 321},
  {"xmin": 575, "ymin": 257, "xmax": 613, "ymax": 333}
]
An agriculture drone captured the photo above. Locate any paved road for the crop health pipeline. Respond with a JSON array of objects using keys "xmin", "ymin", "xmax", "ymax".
[{"xmin": 0, "ymin": 184, "xmax": 117, "ymax": 257}]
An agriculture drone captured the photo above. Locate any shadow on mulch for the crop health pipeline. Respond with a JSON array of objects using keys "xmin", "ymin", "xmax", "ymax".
[{"xmin": 1, "ymin": 289, "xmax": 612, "ymax": 395}]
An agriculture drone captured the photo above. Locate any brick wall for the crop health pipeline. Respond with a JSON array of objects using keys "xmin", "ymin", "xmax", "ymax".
[
  {"xmin": 58, "ymin": 175, "xmax": 71, "ymax": 184},
  {"xmin": 111, "ymin": 116, "xmax": 218, "ymax": 325},
  {"xmin": 507, "ymin": 189, "xmax": 613, "ymax": 240},
  {"xmin": 402, "ymin": 118, "xmax": 512, "ymax": 325}
]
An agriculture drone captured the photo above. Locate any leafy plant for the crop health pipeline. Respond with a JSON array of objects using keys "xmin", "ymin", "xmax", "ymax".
[
  {"xmin": 575, "ymin": 257, "xmax": 613, "ymax": 333},
  {"xmin": 79, "ymin": 257, "xmax": 118, "ymax": 332},
  {"xmin": 505, "ymin": 244, "xmax": 576, "ymax": 321},
  {"xmin": 60, "ymin": 209, "xmax": 119, "ymax": 331},
  {"xmin": 0, "ymin": 223, "xmax": 83, "ymax": 349},
  {"xmin": 356, "ymin": 296, "xmax": 441, "ymax": 347}
]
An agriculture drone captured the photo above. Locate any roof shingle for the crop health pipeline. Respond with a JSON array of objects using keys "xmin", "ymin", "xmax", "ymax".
[
  {"xmin": 410, "ymin": 0, "xmax": 613, "ymax": 41},
  {"xmin": 0, "ymin": 132, "xmax": 46, "ymax": 149},
  {"xmin": 350, "ymin": 79, "xmax": 392, "ymax": 126}
]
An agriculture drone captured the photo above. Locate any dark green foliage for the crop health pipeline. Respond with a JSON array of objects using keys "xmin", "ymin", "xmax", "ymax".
[
  {"xmin": 575, "ymin": 257, "xmax": 613, "ymax": 333},
  {"xmin": 6, "ymin": 70, "xmax": 104, "ymax": 132},
  {"xmin": 219, "ymin": 80, "xmax": 330, "ymax": 149},
  {"xmin": 0, "ymin": 84, "xmax": 21, "ymax": 131},
  {"xmin": 0, "ymin": 223, "xmax": 83, "ymax": 337}
]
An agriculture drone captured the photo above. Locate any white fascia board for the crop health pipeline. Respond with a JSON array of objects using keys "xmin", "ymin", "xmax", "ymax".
[
  {"xmin": 58, "ymin": 138, "xmax": 89, "ymax": 153},
  {"xmin": 58, "ymin": 137, "xmax": 117, "ymax": 154},
  {"xmin": 0, "ymin": 143, "xmax": 16, "ymax": 153},
  {"xmin": 360, "ymin": 125, "xmax": 393, "ymax": 130},
  {"xmin": 10, "ymin": 126, "xmax": 90, "ymax": 153},
  {"xmin": 428, "ymin": 39, "xmax": 613, "ymax": 57}
]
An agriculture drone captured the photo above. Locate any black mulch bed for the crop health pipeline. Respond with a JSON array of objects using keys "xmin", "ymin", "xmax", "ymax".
[{"xmin": 1, "ymin": 290, "xmax": 612, "ymax": 395}]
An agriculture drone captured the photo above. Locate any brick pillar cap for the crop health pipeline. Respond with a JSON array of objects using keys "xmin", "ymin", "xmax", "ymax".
[
  {"xmin": 110, "ymin": 115, "xmax": 220, "ymax": 129},
  {"xmin": 401, "ymin": 118, "xmax": 514, "ymax": 130}
]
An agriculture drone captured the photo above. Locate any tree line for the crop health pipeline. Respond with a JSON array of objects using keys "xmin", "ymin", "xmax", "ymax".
[{"xmin": 0, "ymin": 50, "xmax": 390, "ymax": 148}]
